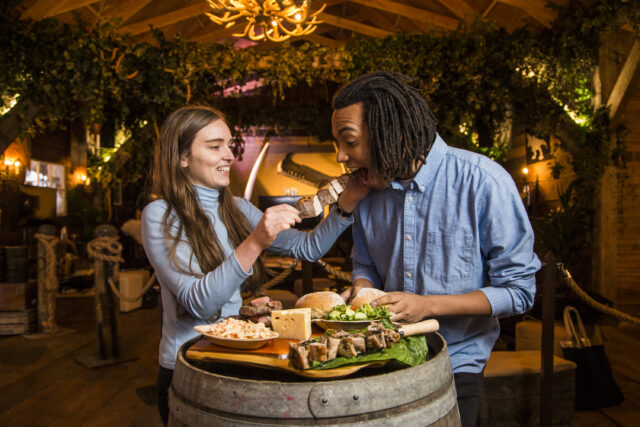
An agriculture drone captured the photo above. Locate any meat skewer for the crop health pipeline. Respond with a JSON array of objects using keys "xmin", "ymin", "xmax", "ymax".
[
  {"xmin": 295, "ymin": 174, "xmax": 352, "ymax": 219},
  {"xmin": 288, "ymin": 319, "xmax": 439, "ymax": 370}
]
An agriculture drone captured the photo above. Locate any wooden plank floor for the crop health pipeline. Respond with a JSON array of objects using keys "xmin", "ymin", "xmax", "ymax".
[
  {"xmin": 0, "ymin": 300, "xmax": 639, "ymax": 426},
  {"xmin": 0, "ymin": 298, "xmax": 163, "ymax": 427}
]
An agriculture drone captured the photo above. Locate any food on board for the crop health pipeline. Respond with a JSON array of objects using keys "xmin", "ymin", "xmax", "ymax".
[
  {"xmin": 350, "ymin": 288, "xmax": 387, "ymax": 309},
  {"xmin": 238, "ymin": 296, "xmax": 283, "ymax": 327},
  {"xmin": 325, "ymin": 303, "xmax": 390, "ymax": 321},
  {"xmin": 294, "ymin": 291, "xmax": 346, "ymax": 319},
  {"xmin": 271, "ymin": 308, "xmax": 312, "ymax": 340},
  {"xmin": 200, "ymin": 317, "xmax": 277, "ymax": 340},
  {"xmin": 289, "ymin": 322, "xmax": 401, "ymax": 370}
]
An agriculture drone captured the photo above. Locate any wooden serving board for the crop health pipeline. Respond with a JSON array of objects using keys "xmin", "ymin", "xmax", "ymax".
[{"xmin": 186, "ymin": 337, "xmax": 388, "ymax": 379}]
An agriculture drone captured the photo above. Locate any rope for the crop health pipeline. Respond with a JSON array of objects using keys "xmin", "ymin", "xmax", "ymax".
[
  {"xmin": 108, "ymin": 271, "xmax": 157, "ymax": 302},
  {"xmin": 557, "ymin": 263, "xmax": 640, "ymax": 327},
  {"xmin": 88, "ymin": 236, "xmax": 155, "ymax": 303},
  {"xmin": 87, "ymin": 237, "xmax": 125, "ymax": 264},
  {"xmin": 317, "ymin": 258, "xmax": 352, "ymax": 283},
  {"xmin": 263, "ymin": 259, "xmax": 298, "ymax": 290},
  {"xmin": 34, "ymin": 233, "xmax": 60, "ymax": 333}
]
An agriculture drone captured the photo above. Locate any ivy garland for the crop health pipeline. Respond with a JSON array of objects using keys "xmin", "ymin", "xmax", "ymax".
[{"xmin": 1, "ymin": 0, "xmax": 639, "ymax": 269}]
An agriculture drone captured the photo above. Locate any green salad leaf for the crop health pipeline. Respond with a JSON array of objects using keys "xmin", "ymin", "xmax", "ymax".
[
  {"xmin": 326, "ymin": 303, "xmax": 390, "ymax": 321},
  {"xmin": 310, "ymin": 335, "xmax": 428, "ymax": 370}
]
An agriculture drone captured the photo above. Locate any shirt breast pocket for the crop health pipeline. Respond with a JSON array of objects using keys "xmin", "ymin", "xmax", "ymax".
[{"xmin": 424, "ymin": 231, "xmax": 473, "ymax": 283}]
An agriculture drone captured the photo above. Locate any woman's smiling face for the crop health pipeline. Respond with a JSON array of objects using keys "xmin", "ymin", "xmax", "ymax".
[
  {"xmin": 181, "ymin": 119, "xmax": 234, "ymax": 189},
  {"xmin": 332, "ymin": 102, "xmax": 390, "ymax": 190}
]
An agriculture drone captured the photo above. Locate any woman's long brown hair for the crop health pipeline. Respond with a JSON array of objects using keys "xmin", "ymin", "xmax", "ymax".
[{"xmin": 155, "ymin": 106, "xmax": 265, "ymax": 295}]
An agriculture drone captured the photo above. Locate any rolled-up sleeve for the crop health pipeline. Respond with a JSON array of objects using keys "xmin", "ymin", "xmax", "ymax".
[{"xmin": 477, "ymin": 174, "xmax": 540, "ymax": 317}]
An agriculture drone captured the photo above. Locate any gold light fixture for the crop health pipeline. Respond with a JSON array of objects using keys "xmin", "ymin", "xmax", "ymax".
[{"xmin": 206, "ymin": 0, "xmax": 325, "ymax": 42}]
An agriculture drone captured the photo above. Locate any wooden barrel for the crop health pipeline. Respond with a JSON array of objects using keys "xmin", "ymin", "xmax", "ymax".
[
  {"xmin": 170, "ymin": 333, "xmax": 460, "ymax": 426},
  {"xmin": 4, "ymin": 245, "xmax": 29, "ymax": 283}
]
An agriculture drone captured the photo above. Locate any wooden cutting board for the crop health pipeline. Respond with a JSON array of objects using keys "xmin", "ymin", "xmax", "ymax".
[{"xmin": 186, "ymin": 337, "xmax": 388, "ymax": 379}]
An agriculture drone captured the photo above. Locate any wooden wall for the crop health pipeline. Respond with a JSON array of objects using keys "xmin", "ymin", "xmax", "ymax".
[{"xmin": 614, "ymin": 69, "xmax": 640, "ymax": 315}]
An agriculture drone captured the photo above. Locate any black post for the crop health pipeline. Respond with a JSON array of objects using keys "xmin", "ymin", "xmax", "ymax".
[
  {"xmin": 302, "ymin": 260, "xmax": 313, "ymax": 295},
  {"xmin": 540, "ymin": 258, "xmax": 556, "ymax": 427}
]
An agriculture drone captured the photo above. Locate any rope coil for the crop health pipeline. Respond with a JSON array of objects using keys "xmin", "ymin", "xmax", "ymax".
[
  {"xmin": 558, "ymin": 263, "xmax": 640, "ymax": 327},
  {"xmin": 317, "ymin": 259, "xmax": 352, "ymax": 283},
  {"xmin": 263, "ymin": 259, "xmax": 298, "ymax": 290},
  {"xmin": 88, "ymin": 236, "xmax": 154, "ymax": 303},
  {"xmin": 35, "ymin": 233, "xmax": 60, "ymax": 333}
]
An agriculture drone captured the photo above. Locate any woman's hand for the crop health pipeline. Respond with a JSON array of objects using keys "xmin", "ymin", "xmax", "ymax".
[
  {"xmin": 337, "ymin": 172, "xmax": 371, "ymax": 214},
  {"xmin": 249, "ymin": 204, "xmax": 301, "ymax": 250}
]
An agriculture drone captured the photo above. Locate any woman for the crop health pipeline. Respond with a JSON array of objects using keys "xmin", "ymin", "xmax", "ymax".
[{"xmin": 141, "ymin": 106, "xmax": 368, "ymax": 425}]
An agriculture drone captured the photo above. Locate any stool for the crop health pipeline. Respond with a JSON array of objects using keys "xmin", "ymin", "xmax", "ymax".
[
  {"xmin": 479, "ymin": 350, "xmax": 576, "ymax": 427},
  {"xmin": 516, "ymin": 320, "xmax": 567, "ymax": 357}
]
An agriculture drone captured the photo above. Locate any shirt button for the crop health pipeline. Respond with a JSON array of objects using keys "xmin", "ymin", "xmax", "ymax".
[
  {"xmin": 406, "ymin": 272, "xmax": 412, "ymax": 278},
  {"xmin": 406, "ymin": 235, "xmax": 412, "ymax": 240},
  {"xmin": 407, "ymin": 196, "xmax": 413, "ymax": 202},
  {"xmin": 420, "ymin": 186, "xmax": 425, "ymax": 191}
]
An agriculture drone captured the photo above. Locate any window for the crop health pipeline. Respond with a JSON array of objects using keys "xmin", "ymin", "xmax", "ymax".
[{"xmin": 24, "ymin": 160, "xmax": 67, "ymax": 215}]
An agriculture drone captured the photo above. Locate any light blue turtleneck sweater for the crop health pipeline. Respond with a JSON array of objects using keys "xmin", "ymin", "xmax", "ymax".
[{"xmin": 141, "ymin": 185, "xmax": 353, "ymax": 369}]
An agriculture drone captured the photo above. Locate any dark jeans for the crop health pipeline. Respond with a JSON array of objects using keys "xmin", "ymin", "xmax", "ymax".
[
  {"xmin": 157, "ymin": 366, "xmax": 174, "ymax": 426},
  {"xmin": 454, "ymin": 372, "xmax": 484, "ymax": 427}
]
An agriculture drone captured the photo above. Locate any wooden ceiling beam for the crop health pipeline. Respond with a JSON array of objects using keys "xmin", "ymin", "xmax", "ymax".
[
  {"xmin": 50, "ymin": 0, "xmax": 99, "ymax": 17},
  {"xmin": 348, "ymin": 3, "xmax": 399, "ymax": 32},
  {"xmin": 435, "ymin": 0, "xmax": 476, "ymax": 19},
  {"xmin": 607, "ymin": 40, "xmax": 640, "ymax": 122},
  {"xmin": 345, "ymin": 0, "xmax": 459, "ymax": 31},
  {"xmin": 320, "ymin": 13, "xmax": 393, "ymax": 38},
  {"xmin": 189, "ymin": 23, "xmax": 247, "ymax": 43},
  {"xmin": 103, "ymin": 0, "xmax": 154, "ymax": 24},
  {"xmin": 482, "ymin": 0, "xmax": 499, "ymax": 18},
  {"xmin": 20, "ymin": 0, "xmax": 67, "ymax": 19},
  {"xmin": 498, "ymin": 0, "xmax": 555, "ymax": 28},
  {"xmin": 120, "ymin": 3, "xmax": 210, "ymax": 36}
]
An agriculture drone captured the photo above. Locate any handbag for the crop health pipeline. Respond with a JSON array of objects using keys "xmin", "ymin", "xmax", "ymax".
[{"xmin": 561, "ymin": 306, "xmax": 624, "ymax": 410}]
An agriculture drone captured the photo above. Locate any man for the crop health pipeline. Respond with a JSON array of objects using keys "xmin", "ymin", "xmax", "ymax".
[{"xmin": 333, "ymin": 71, "xmax": 540, "ymax": 427}]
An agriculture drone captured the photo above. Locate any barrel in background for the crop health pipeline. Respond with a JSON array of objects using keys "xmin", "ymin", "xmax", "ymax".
[
  {"xmin": 4, "ymin": 245, "xmax": 29, "ymax": 283},
  {"xmin": 170, "ymin": 332, "xmax": 460, "ymax": 426}
]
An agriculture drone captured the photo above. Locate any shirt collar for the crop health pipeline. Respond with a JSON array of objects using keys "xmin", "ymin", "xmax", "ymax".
[
  {"xmin": 194, "ymin": 184, "xmax": 220, "ymax": 207},
  {"xmin": 389, "ymin": 133, "xmax": 448, "ymax": 193}
]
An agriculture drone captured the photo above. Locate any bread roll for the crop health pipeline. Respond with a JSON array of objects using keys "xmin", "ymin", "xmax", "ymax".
[
  {"xmin": 350, "ymin": 288, "xmax": 386, "ymax": 309},
  {"xmin": 294, "ymin": 291, "xmax": 345, "ymax": 319}
]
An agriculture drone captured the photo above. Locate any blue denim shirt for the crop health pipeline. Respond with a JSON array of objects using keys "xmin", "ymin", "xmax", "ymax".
[{"xmin": 352, "ymin": 135, "xmax": 540, "ymax": 373}]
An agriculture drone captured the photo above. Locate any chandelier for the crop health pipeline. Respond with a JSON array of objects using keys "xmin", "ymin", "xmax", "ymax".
[{"xmin": 206, "ymin": 1, "xmax": 326, "ymax": 42}]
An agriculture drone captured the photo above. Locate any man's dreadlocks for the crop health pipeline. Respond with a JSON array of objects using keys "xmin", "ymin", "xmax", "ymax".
[{"xmin": 332, "ymin": 70, "xmax": 437, "ymax": 180}]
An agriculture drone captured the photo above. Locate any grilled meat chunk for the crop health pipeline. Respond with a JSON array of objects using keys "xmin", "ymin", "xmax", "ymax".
[
  {"xmin": 321, "ymin": 336, "xmax": 341, "ymax": 360},
  {"xmin": 289, "ymin": 343, "xmax": 310, "ymax": 370},
  {"xmin": 338, "ymin": 337, "xmax": 359, "ymax": 357},
  {"xmin": 366, "ymin": 333, "xmax": 386, "ymax": 350},
  {"xmin": 308, "ymin": 342, "xmax": 328, "ymax": 363}
]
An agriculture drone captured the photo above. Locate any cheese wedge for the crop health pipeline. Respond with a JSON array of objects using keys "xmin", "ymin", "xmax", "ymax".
[{"xmin": 271, "ymin": 308, "xmax": 312, "ymax": 341}]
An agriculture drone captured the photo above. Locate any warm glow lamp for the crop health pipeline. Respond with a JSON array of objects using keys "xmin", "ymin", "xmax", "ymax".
[{"xmin": 206, "ymin": 0, "xmax": 326, "ymax": 42}]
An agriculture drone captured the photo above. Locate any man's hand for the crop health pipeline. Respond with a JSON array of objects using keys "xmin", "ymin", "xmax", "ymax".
[
  {"xmin": 372, "ymin": 292, "xmax": 427, "ymax": 324},
  {"xmin": 340, "ymin": 278, "xmax": 374, "ymax": 303},
  {"xmin": 337, "ymin": 172, "xmax": 371, "ymax": 213}
]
